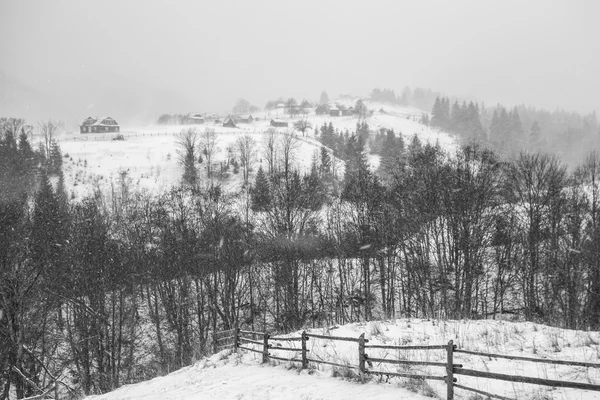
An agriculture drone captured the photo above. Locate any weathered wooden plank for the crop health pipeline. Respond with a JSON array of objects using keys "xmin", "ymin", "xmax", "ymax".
[
  {"xmin": 216, "ymin": 335, "xmax": 234, "ymax": 342},
  {"xmin": 454, "ymin": 384, "xmax": 515, "ymax": 400},
  {"xmin": 366, "ymin": 357, "xmax": 447, "ymax": 367},
  {"xmin": 365, "ymin": 344, "xmax": 447, "ymax": 351},
  {"xmin": 270, "ymin": 346, "xmax": 304, "ymax": 352},
  {"xmin": 215, "ymin": 329, "xmax": 236, "ymax": 337},
  {"xmin": 270, "ymin": 336, "xmax": 303, "ymax": 341},
  {"xmin": 269, "ymin": 355, "xmax": 300, "ymax": 363},
  {"xmin": 306, "ymin": 358, "xmax": 358, "ymax": 370},
  {"xmin": 447, "ymin": 340, "xmax": 455, "ymax": 400},
  {"xmin": 238, "ymin": 337, "xmax": 263, "ymax": 346},
  {"xmin": 454, "ymin": 349, "xmax": 600, "ymax": 368},
  {"xmin": 238, "ymin": 345, "xmax": 263, "ymax": 354},
  {"xmin": 239, "ymin": 330, "xmax": 264, "ymax": 336},
  {"xmin": 365, "ymin": 370, "xmax": 446, "ymax": 381},
  {"xmin": 306, "ymin": 333, "xmax": 368, "ymax": 343},
  {"xmin": 454, "ymin": 368, "xmax": 600, "ymax": 391}
]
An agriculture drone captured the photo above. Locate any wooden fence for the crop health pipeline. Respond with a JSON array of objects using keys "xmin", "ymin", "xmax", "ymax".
[
  {"xmin": 212, "ymin": 327, "xmax": 600, "ymax": 400},
  {"xmin": 18, "ymin": 383, "xmax": 57, "ymax": 400}
]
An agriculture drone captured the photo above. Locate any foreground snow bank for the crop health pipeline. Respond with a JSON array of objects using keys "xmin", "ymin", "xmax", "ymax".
[
  {"xmin": 86, "ymin": 319, "xmax": 600, "ymax": 400},
  {"xmin": 85, "ymin": 349, "xmax": 431, "ymax": 400}
]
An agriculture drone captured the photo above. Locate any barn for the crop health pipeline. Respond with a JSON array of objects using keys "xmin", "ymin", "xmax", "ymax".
[
  {"xmin": 236, "ymin": 115, "xmax": 254, "ymax": 124},
  {"xmin": 342, "ymin": 107, "xmax": 354, "ymax": 116},
  {"xmin": 189, "ymin": 113, "xmax": 205, "ymax": 124},
  {"xmin": 270, "ymin": 119, "xmax": 288, "ymax": 127},
  {"xmin": 329, "ymin": 107, "xmax": 342, "ymax": 117},
  {"xmin": 223, "ymin": 118, "xmax": 237, "ymax": 128},
  {"xmin": 80, "ymin": 117, "xmax": 120, "ymax": 133}
]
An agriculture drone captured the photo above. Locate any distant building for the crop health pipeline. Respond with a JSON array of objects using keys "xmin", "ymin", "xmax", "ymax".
[
  {"xmin": 80, "ymin": 117, "xmax": 120, "ymax": 133},
  {"xmin": 270, "ymin": 119, "xmax": 288, "ymax": 127},
  {"xmin": 223, "ymin": 118, "xmax": 237, "ymax": 128},
  {"xmin": 329, "ymin": 107, "xmax": 341, "ymax": 117},
  {"xmin": 342, "ymin": 107, "xmax": 354, "ymax": 116},
  {"xmin": 189, "ymin": 113, "xmax": 205, "ymax": 124},
  {"xmin": 235, "ymin": 115, "xmax": 254, "ymax": 124}
]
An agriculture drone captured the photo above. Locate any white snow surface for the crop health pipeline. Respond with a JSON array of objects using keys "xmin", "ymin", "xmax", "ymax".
[
  {"xmin": 55, "ymin": 100, "xmax": 456, "ymax": 201},
  {"xmin": 85, "ymin": 350, "xmax": 429, "ymax": 400},
  {"xmin": 85, "ymin": 319, "xmax": 600, "ymax": 400}
]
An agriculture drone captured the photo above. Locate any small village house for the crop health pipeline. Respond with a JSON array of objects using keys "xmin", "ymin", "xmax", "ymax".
[
  {"xmin": 188, "ymin": 113, "xmax": 205, "ymax": 124},
  {"xmin": 235, "ymin": 115, "xmax": 254, "ymax": 124},
  {"xmin": 329, "ymin": 107, "xmax": 342, "ymax": 117},
  {"xmin": 342, "ymin": 107, "xmax": 354, "ymax": 116},
  {"xmin": 80, "ymin": 117, "xmax": 120, "ymax": 133},
  {"xmin": 223, "ymin": 118, "xmax": 237, "ymax": 128},
  {"xmin": 270, "ymin": 119, "xmax": 288, "ymax": 127}
]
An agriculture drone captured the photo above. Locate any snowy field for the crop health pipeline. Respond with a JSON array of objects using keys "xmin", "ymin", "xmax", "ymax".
[
  {"xmin": 55, "ymin": 100, "xmax": 456, "ymax": 200},
  {"xmin": 86, "ymin": 319, "xmax": 600, "ymax": 400}
]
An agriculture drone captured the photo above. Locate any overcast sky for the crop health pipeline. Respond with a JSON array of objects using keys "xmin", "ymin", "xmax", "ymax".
[{"xmin": 1, "ymin": 0, "xmax": 599, "ymax": 114}]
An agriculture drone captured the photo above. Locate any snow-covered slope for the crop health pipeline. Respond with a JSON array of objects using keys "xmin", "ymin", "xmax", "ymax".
[
  {"xmin": 85, "ymin": 350, "xmax": 431, "ymax": 400},
  {"xmin": 85, "ymin": 319, "xmax": 600, "ymax": 400},
  {"xmin": 55, "ymin": 99, "xmax": 455, "ymax": 200}
]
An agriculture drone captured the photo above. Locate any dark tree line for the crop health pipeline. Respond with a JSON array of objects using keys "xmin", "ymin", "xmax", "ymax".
[
  {"xmin": 370, "ymin": 87, "xmax": 440, "ymax": 111},
  {"xmin": 3, "ymin": 117, "xmax": 600, "ymax": 398},
  {"xmin": 427, "ymin": 96, "xmax": 600, "ymax": 163}
]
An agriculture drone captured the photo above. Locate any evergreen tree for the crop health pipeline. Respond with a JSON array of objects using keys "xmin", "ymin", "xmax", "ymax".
[
  {"xmin": 320, "ymin": 146, "xmax": 331, "ymax": 175},
  {"xmin": 509, "ymin": 108, "xmax": 524, "ymax": 152},
  {"xmin": 48, "ymin": 139, "xmax": 63, "ymax": 174},
  {"xmin": 430, "ymin": 97, "xmax": 443, "ymax": 128},
  {"xmin": 529, "ymin": 120, "xmax": 542, "ymax": 150},
  {"xmin": 18, "ymin": 130, "xmax": 36, "ymax": 169},
  {"xmin": 177, "ymin": 129, "xmax": 199, "ymax": 186},
  {"xmin": 378, "ymin": 130, "xmax": 405, "ymax": 182},
  {"xmin": 431, "ymin": 97, "xmax": 451, "ymax": 130},
  {"xmin": 319, "ymin": 91, "xmax": 329, "ymax": 105},
  {"xmin": 31, "ymin": 172, "xmax": 69, "ymax": 290},
  {"xmin": 355, "ymin": 99, "xmax": 368, "ymax": 118},
  {"xmin": 466, "ymin": 101, "xmax": 486, "ymax": 142},
  {"xmin": 251, "ymin": 166, "xmax": 271, "ymax": 211}
]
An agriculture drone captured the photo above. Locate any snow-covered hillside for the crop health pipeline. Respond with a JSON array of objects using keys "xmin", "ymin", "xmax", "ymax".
[
  {"xmin": 55, "ymin": 100, "xmax": 456, "ymax": 200},
  {"xmin": 86, "ymin": 319, "xmax": 600, "ymax": 400}
]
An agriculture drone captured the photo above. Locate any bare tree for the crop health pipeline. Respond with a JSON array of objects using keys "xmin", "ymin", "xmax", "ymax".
[
  {"xmin": 236, "ymin": 134, "xmax": 256, "ymax": 186},
  {"xmin": 262, "ymin": 128, "xmax": 278, "ymax": 176},
  {"xmin": 0, "ymin": 117, "xmax": 27, "ymax": 138},
  {"xmin": 293, "ymin": 118, "xmax": 312, "ymax": 137},
  {"xmin": 201, "ymin": 128, "xmax": 218, "ymax": 180},
  {"xmin": 176, "ymin": 128, "xmax": 199, "ymax": 186},
  {"xmin": 506, "ymin": 152, "xmax": 567, "ymax": 321},
  {"xmin": 38, "ymin": 119, "xmax": 63, "ymax": 159},
  {"xmin": 279, "ymin": 132, "xmax": 300, "ymax": 178}
]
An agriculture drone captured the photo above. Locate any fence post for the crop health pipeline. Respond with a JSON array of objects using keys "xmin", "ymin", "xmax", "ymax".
[
  {"xmin": 358, "ymin": 333, "xmax": 366, "ymax": 382},
  {"xmin": 301, "ymin": 331, "xmax": 308, "ymax": 369},
  {"xmin": 446, "ymin": 340, "xmax": 454, "ymax": 400},
  {"xmin": 262, "ymin": 332, "xmax": 270, "ymax": 364},
  {"xmin": 211, "ymin": 331, "xmax": 217, "ymax": 354},
  {"xmin": 234, "ymin": 327, "xmax": 240, "ymax": 353}
]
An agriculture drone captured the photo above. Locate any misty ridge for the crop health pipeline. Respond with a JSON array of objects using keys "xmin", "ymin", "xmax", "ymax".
[{"xmin": 2, "ymin": 1, "xmax": 600, "ymax": 399}]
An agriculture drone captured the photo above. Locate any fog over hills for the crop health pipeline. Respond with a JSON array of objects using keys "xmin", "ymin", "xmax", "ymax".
[
  {"xmin": 1, "ymin": 0, "xmax": 599, "ymax": 125},
  {"xmin": 0, "ymin": 68, "xmax": 192, "ymax": 128}
]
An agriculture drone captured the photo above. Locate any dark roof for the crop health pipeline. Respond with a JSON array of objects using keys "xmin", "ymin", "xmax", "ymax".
[{"xmin": 81, "ymin": 117, "xmax": 118, "ymax": 127}]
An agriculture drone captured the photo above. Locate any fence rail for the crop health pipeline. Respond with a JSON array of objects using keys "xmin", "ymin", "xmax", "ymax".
[
  {"xmin": 214, "ymin": 326, "xmax": 600, "ymax": 400},
  {"xmin": 454, "ymin": 348, "xmax": 600, "ymax": 368}
]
